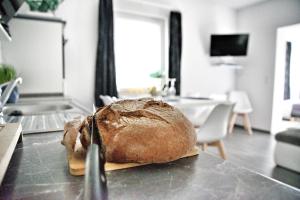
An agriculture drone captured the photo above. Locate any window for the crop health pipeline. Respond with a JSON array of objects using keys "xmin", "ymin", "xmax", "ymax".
[{"xmin": 115, "ymin": 12, "xmax": 166, "ymax": 91}]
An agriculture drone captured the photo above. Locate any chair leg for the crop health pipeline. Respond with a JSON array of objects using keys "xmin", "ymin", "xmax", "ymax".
[
  {"xmin": 228, "ymin": 113, "xmax": 237, "ymax": 134},
  {"xmin": 290, "ymin": 117, "xmax": 295, "ymax": 121},
  {"xmin": 202, "ymin": 143, "xmax": 207, "ymax": 151},
  {"xmin": 243, "ymin": 113, "xmax": 253, "ymax": 135},
  {"xmin": 216, "ymin": 140, "xmax": 227, "ymax": 160}
]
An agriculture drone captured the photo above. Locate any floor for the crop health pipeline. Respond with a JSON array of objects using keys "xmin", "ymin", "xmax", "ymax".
[
  {"xmin": 282, "ymin": 119, "xmax": 300, "ymax": 130},
  {"xmin": 202, "ymin": 127, "xmax": 300, "ymax": 189}
]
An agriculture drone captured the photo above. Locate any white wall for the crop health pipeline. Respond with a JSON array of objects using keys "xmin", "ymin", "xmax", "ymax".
[
  {"xmin": 57, "ymin": 0, "xmax": 237, "ymax": 108},
  {"xmin": 236, "ymin": 0, "xmax": 300, "ymax": 132},
  {"xmin": 116, "ymin": 0, "xmax": 237, "ymax": 96},
  {"xmin": 0, "ymin": 2, "xmax": 98, "ymax": 108},
  {"xmin": 55, "ymin": 0, "xmax": 99, "ymax": 109},
  {"xmin": 127, "ymin": 0, "xmax": 236, "ymax": 128},
  {"xmin": 174, "ymin": 0, "xmax": 237, "ymax": 96},
  {"xmin": 2, "ymin": 18, "xmax": 64, "ymax": 94},
  {"xmin": 2, "ymin": 0, "xmax": 235, "ymax": 109}
]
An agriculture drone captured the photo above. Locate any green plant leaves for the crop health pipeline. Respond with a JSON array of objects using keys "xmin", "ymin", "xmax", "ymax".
[
  {"xmin": 0, "ymin": 64, "xmax": 17, "ymax": 84},
  {"xmin": 150, "ymin": 71, "xmax": 164, "ymax": 78},
  {"xmin": 26, "ymin": 0, "xmax": 61, "ymax": 12}
]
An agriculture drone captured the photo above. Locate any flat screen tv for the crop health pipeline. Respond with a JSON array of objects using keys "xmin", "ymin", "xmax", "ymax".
[{"xmin": 210, "ymin": 34, "xmax": 249, "ymax": 56}]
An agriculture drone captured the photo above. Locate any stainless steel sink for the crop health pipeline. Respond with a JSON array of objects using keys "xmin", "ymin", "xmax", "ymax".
[
  {"xmin": 3, "ymin": 104, "xmax": 73, "ymax": 116},
  {"xmin": 2, "ymin": 98, "xmax": 88, "ymax": 134}
]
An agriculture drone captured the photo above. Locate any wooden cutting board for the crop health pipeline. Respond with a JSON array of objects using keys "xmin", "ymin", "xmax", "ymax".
[{"xmin": 68, "ymin": 144, "xmax": 199, "ymax": 176}]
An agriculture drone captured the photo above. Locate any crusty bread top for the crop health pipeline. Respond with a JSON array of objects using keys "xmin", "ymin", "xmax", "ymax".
[{"xmin": 89, "ymin": 98, "xmax": 197, "ymax": 163}]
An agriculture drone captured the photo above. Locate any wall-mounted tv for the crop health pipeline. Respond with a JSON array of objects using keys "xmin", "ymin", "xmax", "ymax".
[{"xmin": 210, "ymin": 34, "xmax": 249, "ymax": 56}]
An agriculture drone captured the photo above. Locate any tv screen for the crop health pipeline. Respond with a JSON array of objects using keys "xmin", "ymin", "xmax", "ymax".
[{"xmin": 210, "ymin": 34, "xmax": 249, "ymax": 56}]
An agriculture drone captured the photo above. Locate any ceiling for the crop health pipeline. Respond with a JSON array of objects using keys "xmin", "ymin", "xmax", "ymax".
[
  {"xmin": 138, "ymin": 0, "xmax": 271, "ymax": 10},
  {"xmin": 211, "ymin": 0, "xmax": 271, "ymax": 9}
]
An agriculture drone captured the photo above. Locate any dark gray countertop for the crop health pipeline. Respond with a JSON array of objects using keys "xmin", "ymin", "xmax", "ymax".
[{"xmin": 0, "ymin": 131, "xmax": 300, "ymax": 200}]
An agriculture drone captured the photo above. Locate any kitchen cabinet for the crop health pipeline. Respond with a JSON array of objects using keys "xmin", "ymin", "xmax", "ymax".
[{"xmin": 2, "ymin": 15, "xmax": 65, "ymax": 95}]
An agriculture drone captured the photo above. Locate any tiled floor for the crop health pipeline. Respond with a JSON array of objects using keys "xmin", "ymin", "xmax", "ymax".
[{"xmin": 202, "ymin": 127, "xmax": 300, "ymax": 189}]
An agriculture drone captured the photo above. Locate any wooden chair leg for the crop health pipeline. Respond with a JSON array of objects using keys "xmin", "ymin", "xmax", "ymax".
[
  {"xmin": 243, "ymin": 113, "xmax": 253, "ymax": 135},
  {"xmin": 228, "ymin": 113, "xmax": 237, "ymax": 134},
  {"xmin": 202, "ymin": 143, "xmax": 207, "ymax": 151},
  {"xmin": 216, "ymin": 140, "xmax": 227, "ymax": 160},
  {"xmin": 290, "ymin": 117, "xmax": 295, "ymax": 121}
]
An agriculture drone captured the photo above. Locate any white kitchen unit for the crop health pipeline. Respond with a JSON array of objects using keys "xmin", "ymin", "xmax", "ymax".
[{"xmin": 2, "ymin": 15, "xmax": 65, "ymax": 95}]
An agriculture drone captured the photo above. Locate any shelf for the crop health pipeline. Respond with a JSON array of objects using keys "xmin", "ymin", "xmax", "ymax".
[{"xmin": 212, "ymin": 63, "xmax": 243, "ymax": 69}]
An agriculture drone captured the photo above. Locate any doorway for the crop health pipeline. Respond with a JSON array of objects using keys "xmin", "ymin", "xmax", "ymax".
[{"xmin": 271, "ymin": 23, "xmax": 300, "ymax": 133}]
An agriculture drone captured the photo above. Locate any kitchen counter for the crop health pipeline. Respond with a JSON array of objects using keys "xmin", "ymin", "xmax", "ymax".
[{"xmin": 0, "ymin": 131, "xmax": 300, "ymax": 200}]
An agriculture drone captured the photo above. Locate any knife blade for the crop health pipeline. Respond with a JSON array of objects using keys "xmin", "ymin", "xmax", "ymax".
[{"xmin": 84, "ymin": 104, "xmax": 108, "ymax": 200}]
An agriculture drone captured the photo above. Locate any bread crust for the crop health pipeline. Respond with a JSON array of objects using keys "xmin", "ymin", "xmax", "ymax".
[{"xmin": 79, "ymin": 98, "xmax": 196, "ymax": 164}]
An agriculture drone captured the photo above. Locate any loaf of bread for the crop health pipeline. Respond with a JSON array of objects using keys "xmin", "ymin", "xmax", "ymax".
[
  {"xmin": 63, "ymin": 98, "xmax": 196, "ymax": 164},
  {"xmin": 61, "ymin": 119, "xmax": 82, "ymax": 154}
]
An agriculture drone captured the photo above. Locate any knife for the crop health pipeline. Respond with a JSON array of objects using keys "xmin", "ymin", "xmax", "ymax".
[{"xmin": 84, "ymin": 104, "xmax": 108, "ymax": 200}]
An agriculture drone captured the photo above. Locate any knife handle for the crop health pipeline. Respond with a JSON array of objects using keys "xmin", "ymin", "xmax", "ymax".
[{"xmin": 84, "ymin": 144, "xmax": 108, "ymax": 200}]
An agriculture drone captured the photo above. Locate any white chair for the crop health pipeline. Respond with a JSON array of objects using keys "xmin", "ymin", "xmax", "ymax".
[
  {"xmin": 228, "ymin": 91, "xmax": 253, "ymax": 135},
  {"xmin": 197, "ymin": 103, "xmax": 234, "ymax": 159},
  {"xmin": 179, "ymin": 106, "xmax": 213, "ymax": 128},
  {"xmin": 99, "ymin": 95, "xmax": 118, "ymax": 106},
  {"xmin": 209, "ymin": 93, "xmax": 228, "ymax": 101}
]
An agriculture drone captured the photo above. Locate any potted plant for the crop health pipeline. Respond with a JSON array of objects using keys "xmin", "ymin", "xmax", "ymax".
[
  {"xmin": 26, "ymin": 0, "xmax": 62, "ymax": 13},
  {"xmin": 150, "ymin": 71, "xmax": 164, "ymax": 79},
  {"xmin": 0, "ymin": 64, "xmax": 19, "ymax": 103},
  {"xmin": 149, "ymin": 71, "xmax": 165, "ymax": 96}
]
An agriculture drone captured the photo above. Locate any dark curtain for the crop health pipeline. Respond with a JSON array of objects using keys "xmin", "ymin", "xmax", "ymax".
[
  {"xmin": 169, "ymin": 11, "xmax": 182, "ymax": 95},
  {"xmin": 95, "ymin": 0, "xmax": 118, "ymax": 107},
  {"xmin": 284, "ymin": 42, "xmax": 292, "ymax": 100}
]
